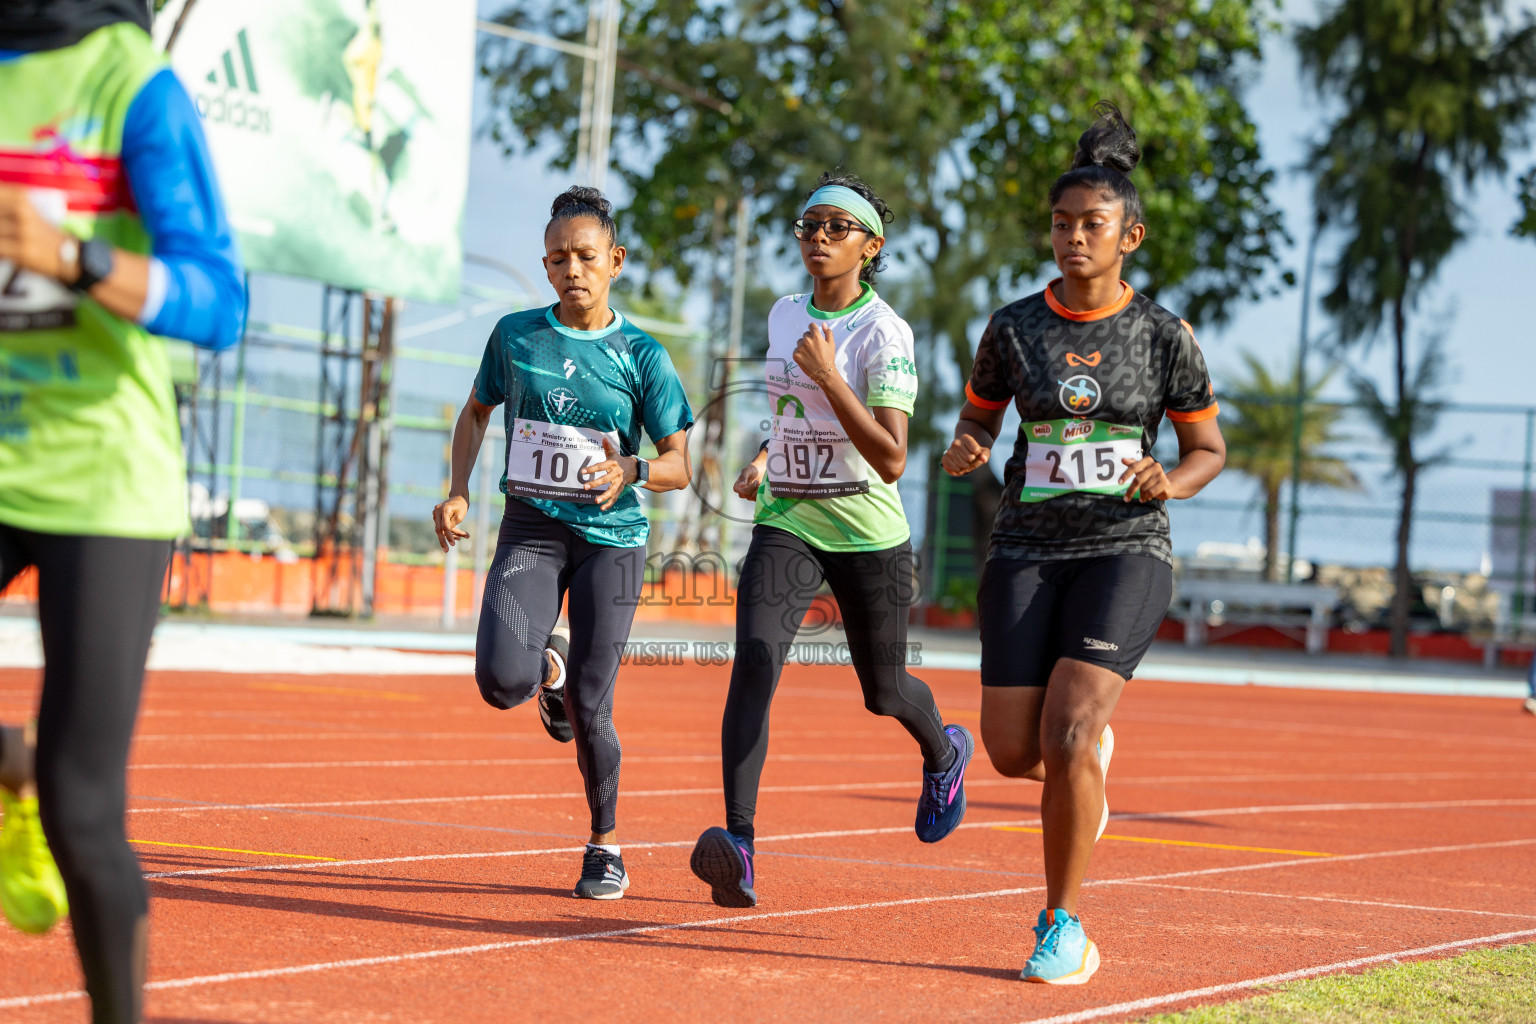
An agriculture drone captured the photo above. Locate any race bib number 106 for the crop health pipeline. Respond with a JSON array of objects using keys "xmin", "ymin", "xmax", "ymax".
[
  {"xmin": 506, "ymin": 419, "xmax": 617, "ymax": 504},
  {"xmin": 1020, "ymin": 418, "xmax": 1143, "ymax": 503}
]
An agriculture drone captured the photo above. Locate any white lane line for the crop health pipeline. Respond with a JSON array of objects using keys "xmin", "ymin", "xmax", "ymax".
[
  {"xmin": 125, "ymin": 752, "xmax": 921, "ymax": 770},
  {"xmin": 20, "ymin": 841, "xmax": 1536, "ymax": 1009},
  {"xmin": 1116, "ymin": 881, "xmax": 1536, "ymax": 920},
  {"xmin": 0, "ymin": 885, "xmax": 1044, "ymax": 1008},
  {"xmin": 1114, "ymin": 798, "xmax": 1536, "ymax": 820},
  {"xmin": 140, "ymin": 807, "xmax": 1536, "ymax": 884},
  {"xmin": 126, "ymin": 788, "xmax": 1536, "ymax": 818},
  {"xmin": 126, "ymin": 779, "xmax": 937, "ymax": 815},
  {"xmin": 139, "ymin": 816, "xmax": 1051, "ymax": 879},
  {"xmin": 1115, "ymin": 710, "xmax": 1536, "ymax": 749},
  {"xmin": 1013, "ymin": 928, "xmax": 1536, "ymax": 1024}
]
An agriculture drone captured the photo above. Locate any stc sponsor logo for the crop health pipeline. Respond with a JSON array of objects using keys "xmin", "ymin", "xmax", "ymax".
[
  {"xmin": 1062, "ymin": 421, "xmax": 1094, "ymax": 442},
  {"xmin": 195, "ymin": 29, "xmax": 273, "ymax": 135}
]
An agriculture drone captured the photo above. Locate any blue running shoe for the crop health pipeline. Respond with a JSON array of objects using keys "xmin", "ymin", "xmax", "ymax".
[
  {"xmin": 690, "ymin": 827, "xmax": 756, "ymax": 908},
  {"xmin": 915, "ymin": 724, "xmax": 974, "ymax": 843},
  {"xmin": 1022, "ymin": 908, "xmax": 1100, "ymax": 984}
]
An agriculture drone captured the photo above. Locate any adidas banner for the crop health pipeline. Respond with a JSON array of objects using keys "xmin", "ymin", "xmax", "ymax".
[{"xmin": 155, "ymin": 0, "xmax": 475, "ymax": 304}]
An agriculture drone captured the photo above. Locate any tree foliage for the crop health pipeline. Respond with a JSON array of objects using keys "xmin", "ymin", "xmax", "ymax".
[
  {"xmin": 1221, "ymin": 354, "xmax": 1358, "ymax": 580},
  {"xmin": 1515, "ymin": 164, "xmax": 1536, "ymax": 238},
  {"xmin": 479, "ymin": 0, "xmax": 1287, "ymax": 440},
  {"xmin": 1296, "ymin": 0, "xmax": 1536, "ymax": 654}
]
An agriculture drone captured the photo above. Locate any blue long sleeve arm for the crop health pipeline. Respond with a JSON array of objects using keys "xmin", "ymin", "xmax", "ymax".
[{"xmin": 121, "ymin": 68, "xmax": 246, "ymax": 351}]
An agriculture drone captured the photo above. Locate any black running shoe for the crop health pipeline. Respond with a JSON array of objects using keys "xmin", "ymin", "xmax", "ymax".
[
  {"xmin": 537, "ymin": 632, "xmax": 573, "ymax": 743},
  {"xmin": 690, "ymin": 826, "xmax": 757, "ymax": 908},
  {"xmin": 572, "ymin": 845, "xmax": 629, "ymax": 900}
]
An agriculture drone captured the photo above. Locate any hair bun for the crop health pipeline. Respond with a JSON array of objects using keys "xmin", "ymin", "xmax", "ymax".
[
  {"xmin": 550, "ymin": 186, "xmax": 612, "ymax": 218},
  {"xmin": 1070, "ymin": 101, "xmax": 1140, "ymax": 176}
]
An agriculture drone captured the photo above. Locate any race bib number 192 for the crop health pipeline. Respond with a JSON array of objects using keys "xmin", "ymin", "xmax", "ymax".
[
  {"xmin": 506, "ymin": 419, "xmax": 616, "ymax": 504},
  {"xmin": 1020, "ymin": 419, "xmax": 1143, "ymax": 503},
  {"xmin": 766, "ymin": 415, "xmax": 870, "ymax": 499}
]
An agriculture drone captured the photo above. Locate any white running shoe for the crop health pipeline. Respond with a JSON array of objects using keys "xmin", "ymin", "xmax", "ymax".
[{"xmin": 1095, "ymin": 724, "xmax": 1115, "ymax": 842}]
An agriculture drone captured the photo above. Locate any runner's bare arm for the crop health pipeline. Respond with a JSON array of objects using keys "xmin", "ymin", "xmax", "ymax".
[
  {"xmin": 0, "ymin": 185, "xmax": 152, "ymax": 323},
  {"xmin": 942, "ymin": 400, "xmax": 1007, "ymax": 477},
  {"xmin": 433, "ymin": 389, "xmax": 494, "ymax": 550},
  {"xmin": 1118, "ymin": 416, "xmax": 1225, "ymax": 502}
]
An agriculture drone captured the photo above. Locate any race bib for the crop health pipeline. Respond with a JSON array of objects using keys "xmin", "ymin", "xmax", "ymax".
[
  {"xmin": 0, "ymin": 190, "xmax": 77, "ymax": 332},
  {"xmin": 1020, "ymin": 419, "xmax": 1143, "ymax": 503},
  {"xmin": 505, "ymin": 418, "xmax": 617, "ymax": 504},
  {"xmin": 766, "ymin": 415, "xmax": 870, "ymax": 499}
]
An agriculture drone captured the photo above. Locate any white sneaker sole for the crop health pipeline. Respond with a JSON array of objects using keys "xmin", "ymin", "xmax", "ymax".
[
  {"xmin": 1023, "ymin": 940, "xmax": 1100, "ymax": 985},
  {"xmin": 574, "ymin": 871, "xmax": 630, "ymax": 900},
  {"xmin": 1096, "ymin": 724, "xmax": 1115, "ymax": 842}
]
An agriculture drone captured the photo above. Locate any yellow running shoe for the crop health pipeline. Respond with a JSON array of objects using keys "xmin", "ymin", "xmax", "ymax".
[{"xmin": 0, "ymin": 788, "xmax": 68, "ymax": 934}]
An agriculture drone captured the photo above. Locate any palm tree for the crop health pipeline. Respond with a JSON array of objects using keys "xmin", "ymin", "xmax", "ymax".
[
  {"xmin": 1222, "ymin": 353, "xmax": 1360, "ymax": 581},
  {"xmin": 1296, "ymin": 0, "xmax": 1536, "ymax": 656}
]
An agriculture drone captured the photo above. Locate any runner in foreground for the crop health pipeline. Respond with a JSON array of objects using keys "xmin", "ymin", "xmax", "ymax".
[
  {"xmin": 0, "ymin": 4, "xmax": 246, "ymax": 1020},
  {"xmin": 690, "ymin": 173, "xmax": 974, "ymax": 908},
  {"xmin": 942, "ymin": 104, "xmax": 1225, "ymax": 984},
  {"xmin": 434, "ymin": 187, "xmax": 693, "ymax": 900}
]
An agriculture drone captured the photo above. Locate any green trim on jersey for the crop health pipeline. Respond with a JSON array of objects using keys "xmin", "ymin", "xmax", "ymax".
[
  {"xmin": 0, "ymin": 24, "xmax": 185, "ymax": 539},
  {"xmin": 807, "ymin": 282, "xmax": 877, "ymax": 320},
  {"xmin": 753, "ymin": 290, "xmax": 918, "ymax": 553}
]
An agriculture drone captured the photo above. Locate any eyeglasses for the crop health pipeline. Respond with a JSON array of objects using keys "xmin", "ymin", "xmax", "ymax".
[{"xmin": 792, "ymin": 217, "xmax": 874, "ymax": 241}]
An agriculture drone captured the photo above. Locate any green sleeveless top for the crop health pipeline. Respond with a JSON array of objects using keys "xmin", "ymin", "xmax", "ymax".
[{"xmin": 0, "ymin": 23, "xmax": 188, "ymax": 538}]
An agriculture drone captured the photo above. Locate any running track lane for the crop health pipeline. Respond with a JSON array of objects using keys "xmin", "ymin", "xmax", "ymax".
[{"xmin": 1, "ymin": 664, "xmax": 1534, "ymax": 1023}]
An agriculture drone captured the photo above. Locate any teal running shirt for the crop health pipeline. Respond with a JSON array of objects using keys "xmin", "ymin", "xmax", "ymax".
[{"xmin": 474, "ymin": 305, "xmax": 693, "ymax": 547}]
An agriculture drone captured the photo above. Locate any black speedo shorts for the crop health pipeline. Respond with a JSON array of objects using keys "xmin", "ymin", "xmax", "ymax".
[{"xmin": 977, "ymin": 553, "xmax": 1172, "ymax": 686}]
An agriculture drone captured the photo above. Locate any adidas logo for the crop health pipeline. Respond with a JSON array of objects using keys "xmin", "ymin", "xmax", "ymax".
[
  {"xmin": 206, "ymin": 28, "xmax": 259, "ymax": 94},
  {"xmin": 192, "ymin": 28, "xmax": 273, "ymax": 135}
]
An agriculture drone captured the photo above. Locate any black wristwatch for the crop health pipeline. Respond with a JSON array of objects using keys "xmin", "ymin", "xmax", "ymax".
[
  {"xmin": 633, "ymin": 456, "xmax": 650, "ymax": 485},
  {"xmin": 70, "ymin": 237, "xmax": 115, "ymax": 293}
]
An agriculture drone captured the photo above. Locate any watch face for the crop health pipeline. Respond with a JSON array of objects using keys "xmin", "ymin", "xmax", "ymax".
[{"xmin": 78, "ymin": 238, "xmax": 115, "ymax": 287}]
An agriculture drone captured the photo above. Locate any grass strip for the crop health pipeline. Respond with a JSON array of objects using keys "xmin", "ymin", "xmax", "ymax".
[{"xmin": 1140, "ymin": 942, "xmax": 1536, "ymax": 1023}]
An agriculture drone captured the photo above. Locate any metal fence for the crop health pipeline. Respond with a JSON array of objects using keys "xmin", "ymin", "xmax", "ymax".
[{"xmin": 174, "ymin": 313, "xmax": 1536, "ymax": 630}]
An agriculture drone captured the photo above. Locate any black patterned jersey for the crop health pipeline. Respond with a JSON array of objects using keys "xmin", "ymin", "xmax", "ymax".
[{"xmin": 965, "ymin": 282, "xmax": 1218, "ymax": 564}]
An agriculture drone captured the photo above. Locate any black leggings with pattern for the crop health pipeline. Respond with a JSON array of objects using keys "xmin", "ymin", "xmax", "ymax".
[{"xmin": 474, "ymin": 499, "xmax": 642, "ymax": 835}]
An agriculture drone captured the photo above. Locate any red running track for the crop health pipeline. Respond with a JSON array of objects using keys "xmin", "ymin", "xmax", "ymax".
[{"xmin": 1, "ymin": 661, "xmax": 1534, "ymax": 1023}]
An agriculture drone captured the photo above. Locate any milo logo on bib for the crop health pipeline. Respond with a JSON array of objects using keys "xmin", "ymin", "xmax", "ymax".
[
  {"xmin": 1020, "ymin": 418, "xmax": 1144, "ymax": 504},
  {"xmin": 766, "ymin": 394, "xmax": 870, "ymax": 499}
]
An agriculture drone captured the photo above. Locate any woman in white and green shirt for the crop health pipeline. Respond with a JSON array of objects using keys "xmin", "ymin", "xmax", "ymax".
[{"xmin": 689, "ymin": 174, "xmax": 974, "ymax": 909}]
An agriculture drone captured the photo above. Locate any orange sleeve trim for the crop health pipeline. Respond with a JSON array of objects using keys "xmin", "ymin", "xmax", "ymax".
[
  {"xmin": 1167, "ymin": 403, "xmax": 1219, "ymax": 423},
  {"xmin": 965, "ymin": 382, "xmax": 1010, "ymax": 411}
]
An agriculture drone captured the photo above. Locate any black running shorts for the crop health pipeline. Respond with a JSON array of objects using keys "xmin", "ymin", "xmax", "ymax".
[{"xmin": 977, "ymin": 553, "xmax": 1173, "ymax": 686}]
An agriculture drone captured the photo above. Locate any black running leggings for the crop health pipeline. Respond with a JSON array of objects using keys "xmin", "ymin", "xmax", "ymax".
[
  {"xmin": 474, "ymin": 500, "xmax": 643, "ymax": 835},
  {"xmin": 0, "ymin": 524, "xmax": 169, "ymax": 1024},
  {"xmin": 722, "ymin": 525, "xmax": 949, "ymax": 843}
]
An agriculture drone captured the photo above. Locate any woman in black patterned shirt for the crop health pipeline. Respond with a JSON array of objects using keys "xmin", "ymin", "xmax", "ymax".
[{"xmin": 942, "ymin": 103, "xmax": 1226, "ymax": 985}]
